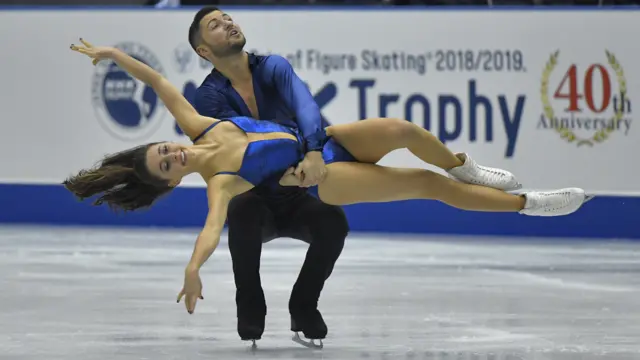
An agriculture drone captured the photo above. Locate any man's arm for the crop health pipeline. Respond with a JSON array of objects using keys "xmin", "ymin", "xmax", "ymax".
[
  {"xmin": 263, "ymin": 55, "xmax": 328, "ymax": 152},
  {"xmin": 194, "ymin": 85, "xmax": 241, "ymax": 119}
]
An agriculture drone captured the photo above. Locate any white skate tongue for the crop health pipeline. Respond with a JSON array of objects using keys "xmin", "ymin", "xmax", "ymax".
[{"xmin": 523, "ymin": 193, "xmax": 536, "ymax": 210}]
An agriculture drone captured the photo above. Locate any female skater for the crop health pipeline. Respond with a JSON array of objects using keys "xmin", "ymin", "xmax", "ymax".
[{"xmin": 66, "ymin": 39, "xmax": 590, "ymax": 315}]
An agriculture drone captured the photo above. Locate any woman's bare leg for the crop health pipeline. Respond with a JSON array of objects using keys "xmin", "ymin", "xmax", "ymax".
[
  {"xmin": 326, "ymin": 118, "xmax": 521, "ymax": 191},
  {"xmin": 326, "ymin": 118, "xmax": 461, "ymax": 169},
  {"xmin": 316, "ymin": 162, "xmax": 588, "ymax": 217},
  {"xmin": 317, "ymin": 162, "xmax": 524, "ymax": 211}
]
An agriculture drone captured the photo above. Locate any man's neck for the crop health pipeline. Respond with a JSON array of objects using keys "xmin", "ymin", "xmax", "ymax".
[{"xmin": 211, "ymin": 51, "xmax": 251, "ymax": 84}]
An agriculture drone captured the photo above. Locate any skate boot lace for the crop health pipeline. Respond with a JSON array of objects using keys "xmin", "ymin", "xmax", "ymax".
[
  {"xmin": 468, "ymin": 165, "xmax": 511, "ymax": 186},
  {"xmin": 538, "ymin": 190, "xmax": 573, "ymax": 213}
]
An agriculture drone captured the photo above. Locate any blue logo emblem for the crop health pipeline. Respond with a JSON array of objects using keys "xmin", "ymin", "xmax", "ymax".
[
  {"xmin": 173, "ymin": 43, "xmax": 195, "ymax": 74},
  {"xmin": 91, "ymin": 42, "xmax": 166, "ymax": 141}
]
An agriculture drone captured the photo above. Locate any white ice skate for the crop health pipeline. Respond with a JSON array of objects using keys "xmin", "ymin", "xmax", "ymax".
[
  {"xmin": 447, "ymin": 153, "xmax": 522, "ymax": 191},
  {"xmin": 519, "ymin": 188, "xmax": 594, "ymax": 216}
]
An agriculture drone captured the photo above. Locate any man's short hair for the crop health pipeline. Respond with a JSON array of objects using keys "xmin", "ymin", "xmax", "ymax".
[{"xmin": 188, "ymin": 6, "xmax": 220, "ymax": 52}]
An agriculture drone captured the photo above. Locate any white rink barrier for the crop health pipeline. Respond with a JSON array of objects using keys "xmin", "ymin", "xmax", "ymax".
[{"xmin": 0, "ymin": 8, "xmax": 636, "ymax": 238}]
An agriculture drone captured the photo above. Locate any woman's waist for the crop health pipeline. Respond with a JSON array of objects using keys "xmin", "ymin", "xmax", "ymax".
[{"xmin": 246, "ymin": 130, "xmax": 300, "ymax": 144}]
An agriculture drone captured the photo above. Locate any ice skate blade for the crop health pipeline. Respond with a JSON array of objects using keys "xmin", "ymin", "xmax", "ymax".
[
  {"xmin": 243, "ymin": 339, "xmax": 257, "ymax": 351},
  {"xmin": 292, "ymin": 332, "xmax": 324, "ymax": 349},
  {"xmin": 584, "ymin": 194, "xmax": 595, "ymax": 203}
]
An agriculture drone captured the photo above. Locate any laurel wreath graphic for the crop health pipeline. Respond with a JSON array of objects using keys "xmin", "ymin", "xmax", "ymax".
[{"xmin": 540, "ymin": 50, "xmax": 627, "ymax": 146}]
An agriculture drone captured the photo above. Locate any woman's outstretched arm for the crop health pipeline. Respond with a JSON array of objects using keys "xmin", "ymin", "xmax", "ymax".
[
  {"xmin": 176, "ymin": 175, "xmax": 236, "ymax": 314},
  {"xmin": 70, "ymin": 38, "xmax": 212, "ymax": 140}
]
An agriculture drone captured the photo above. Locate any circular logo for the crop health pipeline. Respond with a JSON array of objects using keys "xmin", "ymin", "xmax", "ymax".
[
  {"xmin": 540, "ymin": 50, "xmax": 632, "ymax": 147},
  {"xmin": 91, "ymin": 42, "xmax": 167, "ymax": 141},
  {"xmin": 172, "ymin": 43, "xmax": 195, "ymax": 74}
]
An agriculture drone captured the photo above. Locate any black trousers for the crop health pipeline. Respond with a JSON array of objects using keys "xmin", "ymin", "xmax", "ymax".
[{"xmin": 226, "ymin": 188, "xmax": 350, "ymax": 321}]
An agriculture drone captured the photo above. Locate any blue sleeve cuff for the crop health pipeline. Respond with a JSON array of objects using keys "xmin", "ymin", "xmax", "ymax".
[{"xmin": 304, "ymin": 128, "xmax": 329, "ymax": 152}]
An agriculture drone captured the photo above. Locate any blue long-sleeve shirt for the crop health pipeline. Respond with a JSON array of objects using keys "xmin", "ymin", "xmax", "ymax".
[
  {"xmin": 194, "ymin": 53, "xmax": 328, "ymax": 152},
  {"xmin": 193, "ymin": 53, "xmax": 328, "ymax": 201}
]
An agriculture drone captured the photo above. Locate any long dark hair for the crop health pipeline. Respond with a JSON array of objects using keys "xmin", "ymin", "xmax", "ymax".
[{"xmin": 63, "ymin": 142, "xmax": 173, "ymax": 212}]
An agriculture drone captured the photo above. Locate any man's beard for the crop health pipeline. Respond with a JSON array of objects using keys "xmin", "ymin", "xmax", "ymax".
[{"xmin": 211, "ymin": 38, "xmax": 246, "ymax": 58}]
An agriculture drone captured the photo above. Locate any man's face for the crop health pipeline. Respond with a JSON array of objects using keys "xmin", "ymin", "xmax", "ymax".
[{"xmin": 197, "ymin": 10, "xmax": 246, "ymax": 59}]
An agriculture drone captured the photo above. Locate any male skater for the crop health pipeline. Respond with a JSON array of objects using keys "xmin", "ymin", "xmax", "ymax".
[{"xmin": 188, "ymin": 6, "xmax": 349, "ymax": 347}]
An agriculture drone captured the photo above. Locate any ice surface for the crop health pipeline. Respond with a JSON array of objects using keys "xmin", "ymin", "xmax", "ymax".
[{"xmin": 0, "ymin": 225, "xmax": 639, "ymax": 360}]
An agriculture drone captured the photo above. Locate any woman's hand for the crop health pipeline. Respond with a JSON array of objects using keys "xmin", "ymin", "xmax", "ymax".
[
  {"xmin": 177, "ymin": 267, "xmax": 204, "ymax": 314},
  {"xmin": 70, "ymin": 38, "xmax": 116, "ymax": 66}
]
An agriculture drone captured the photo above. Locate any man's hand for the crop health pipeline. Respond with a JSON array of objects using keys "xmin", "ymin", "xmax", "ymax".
[{"xmin": 294, "ymin": 151, "xmax": 326, "ymax": 187}]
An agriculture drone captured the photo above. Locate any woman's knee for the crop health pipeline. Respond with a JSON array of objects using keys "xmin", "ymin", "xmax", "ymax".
[{"xmin": 384, "ymin": 118, "xmax": 422, "ymax": 146}]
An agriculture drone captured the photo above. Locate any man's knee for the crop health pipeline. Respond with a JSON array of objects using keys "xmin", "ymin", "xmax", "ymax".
[
  {"xmin": 228, "ymin": 193, "xmax": 271, "ymax": 226},
  {"xmin": 227, "ymin": 192, "xmax": 277, "ymax": 244},
  {"xmin": 310, "ymin": 204, "xmax": 350, "ymax": 247},
  {"xmin": 324, "ymin": 205, "xmax": 350, "ymax": 237},
  {"xmin": 298, "ymin": 204, "xmax": 348, "ymax": 280}
]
